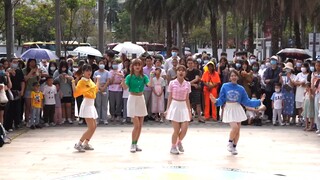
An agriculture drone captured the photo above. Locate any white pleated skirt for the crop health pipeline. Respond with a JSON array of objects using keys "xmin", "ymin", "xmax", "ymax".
[
  {"xmin": 166, "ymin": 100, "xmax": 190, "ymax": 122},
  {"xmin": 79, "ymin": 98, "xmax": 98, "ymax": 119},
  {"xmin": 127, "ymin": 94, "xmax": 148, "ymax": 117},
  {"xmin": 222, "ymin": 102, "xmax": 247, "ymax": 123}
]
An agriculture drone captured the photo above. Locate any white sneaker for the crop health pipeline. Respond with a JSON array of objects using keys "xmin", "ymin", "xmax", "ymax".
[
  {"xmin": 316, "ymin": 130, "xmax": 320, "ymax": 134},
  {"xmin": 50, "ymin": 122, "xmax": 56, "ymax": 126},
  {"xmin": 231, "ymin": 147, "xmax": 238, "ymax": 155},
  {"xmin": 104, "ymin": 120, "xmax": 109, "ymax": 125},
  {"xmin": 44, "ymin": 123, "xmax": 49, "ymax": 127},
  {"xmin": 121, "ymin": 118, "xmax": 127, "ymax": 124},
  {"xmin": 130, "ymin": 144, "xmax": 136, "ymax": 153},
  {"xmin": 227, "ymin": 142, "xmax": 233, "ymax": 152},
  {"xmin": 177, "ymin": 142, "xmax": 184, "ymax": 152},
  {"xmin": 136, "ymin": 145, "xmax": 142, "ymax": 152},
  {"xmin": 83, "ymin": 144, "xmax": 94, "ymax": 150},
  {"xmin": 74, "ymin": 144, "xmax": 85, "ymax": 152},
  {"xmin": 170, "ymin": 147, "xmax": 179, "ymax": 155},
  {"xmin": 68, "ymin": 119, "xmax": 73, "ymax": 124}
]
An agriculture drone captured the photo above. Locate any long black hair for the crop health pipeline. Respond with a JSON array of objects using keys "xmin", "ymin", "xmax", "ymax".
[
  {"xmin": 26, "ymin": 59, "xmax": 37, "ymax": 73},
  {"xmin": 58, "ymin": 60, "xmax": 68, "ymax": 74}
]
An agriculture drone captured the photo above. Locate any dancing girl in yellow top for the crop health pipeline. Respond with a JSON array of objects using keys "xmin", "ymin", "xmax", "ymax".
[{"xmin": 72, "ymin": 64, "xmax": 100, "ymax": 152}]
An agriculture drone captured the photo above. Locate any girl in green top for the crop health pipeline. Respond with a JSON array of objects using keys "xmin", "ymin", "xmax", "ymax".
[{"xmin": 122, "ymin": 59, "xmax": 152, "ymax": 153}]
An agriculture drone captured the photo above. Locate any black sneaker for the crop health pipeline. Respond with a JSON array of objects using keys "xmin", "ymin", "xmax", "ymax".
[
  {"xmin": 148, "ymin": 116, "xmax": 155, "ymax": 121},
  {"xmin": 30, "ymin": 125, "xmax": 36, "ymax": 130},
  {"xmin": 35, "ymin": 125, "xmax": 42, "ymax": 129}
]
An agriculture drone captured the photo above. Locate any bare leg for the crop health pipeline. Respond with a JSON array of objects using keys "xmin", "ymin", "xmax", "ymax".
[
  {"xmin": 132, "ymin": 117, "xmax": 142, "ymax": 142},
  {"xmin": 65, "ymin": 103, "xmax": 72, "ymax": 120},
  {"xmin": 233, "ymin": 122, "xmax": 241, "ymax": 145},
  {"xmin": 61, "ymin": 103, "xmax": 66, "ymax": 119},
  {"xmin": 0, "ymin": 110, "xmax": 4, "ymax": 124},
  {"xmin": 171, "ymin": 121, "xmax": 181, "ymax": 145},
  {"xmin": 178, "ymin": 122, "xmax": 189, "ymax": 142},
  {"xmin": 80, "ymin": 118, "xmax": 97, "ymax": 142},
  {"xmin": 135, "ymin": 117, "xmax": 144, "ymax": 141},
  {"xmin": 228, "ymin": 122, "xmax": 239, "ymax": 142},
  {"xmin": 24, "ymin": 98, "xmax": 31, "ymax": 122}
]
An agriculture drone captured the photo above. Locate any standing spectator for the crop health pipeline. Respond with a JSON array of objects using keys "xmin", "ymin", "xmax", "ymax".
[
  {"xmin": 22, "ymin": 59, "xmax": 40, "ymax": 126},
  {"xmin": 201, "ymin": 61, "xmax": 221, "ymax": 121},
  {"xmin": 93, "ymin": 60, "xmax": 110, "ymax": 125},
  {"xmin": 302, "ymin": 82, "xmax": 314, "ymax": 131},
  {"xmin": 279, "ymin": 62, "xmax": 296, "ymax": 125},
  {"xmin": 186, "ymin": 58, "xmax": 204, "ymax": 123},
  {"xmin": 271, "ymin": 83, "xmax": 284, "ymax": 126},
  {"xmin": 53, "ymin": 60, "xmax": 74, "ymax": 124},
  {"xmin": 251, "ymin": 62, "xmax": 262, "ymax": 97},
  {"xmin": 294, "ymin": 59, "xmax": 303, "ymax": 75},
  {"xmin": 87, "ymin": 55, "xmax": 99, "ymax": 79},
  {"xmin": 30, "ymin": 82, "xmax": 43, "ymax": 129},
  {"xmin": 4, "ymin": 58, "xmax": 25, "ymax": 131},
  {"xmin": 143, "ymin": 56, "xmax": 155, "ymax": 121},
  {"xmin": 53, "ymin": 81, "xmax": 63, "ymax": 125},
  {"xmin": 108, "ymin": 60, "xmax": 124, "ymax": 122},
  {"xmin": 311, "ymin": 61, "xmax": 320, "ymax": 134},
  {"xmin": 151, "ymin": 68, "xmax": 166, "ymax": 122},
  {"xmin": 48, "ymin": 61, "xmax": 58, "ymax": 77},
  {"xmin": 0, "ymin": 64, "xmax": 11, "ymax": 126},
  {"xmin": 164, "ymin": 47, "xmax": 180, "ymax": 72},
  {"xmin": 74, "ymin": 60, "xmax": 86, "ymax": 125},
  {"xmin": 294, "ymin": 62, "xmax": 310, "ymax": 126},
  {"xmin": 240, "ymin": 61, "xmax": 253, "ymax": 97},
  {"xmin": 121, "ymin": 58, "xmax": 131, "ymax": 124},
  {"xmin": 263, "ymin": 56, "xmax": 281, "ymax": 121},
  {"xmin": 104, "ymin": 50, "xmax": 115, "ymax": 71},
  {"xmin": 42, "ymin": 77, "xmax": 57, "ymax": 127}
]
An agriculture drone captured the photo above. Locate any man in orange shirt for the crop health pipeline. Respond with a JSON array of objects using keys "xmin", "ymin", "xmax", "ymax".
[{"xmin": 201, "ymin": 61, "xmax": 221, "ymax": 121}]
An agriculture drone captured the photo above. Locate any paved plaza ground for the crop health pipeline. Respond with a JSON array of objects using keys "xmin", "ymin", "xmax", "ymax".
[{"xmin": 1, "ymin": 121, "xmax": 319, "ymax": 179}]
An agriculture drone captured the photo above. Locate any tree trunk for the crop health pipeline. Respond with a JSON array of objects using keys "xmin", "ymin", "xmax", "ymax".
[
  {"xmin": 130, "ymin": 10, "xmax": 137, "ymax": 43},
  {"xmin": 4, "ymin": 0, "xmax": 13, "ymax": 60},
  {"xmin": 209, "ymin": 7, "xmax": 218, "ymax": 60},
  {"xmin": 177, "ymin": 21, "xmax": 183, "ymax": 56},
  {"xmin": 166, "ymin": 17, "xmax": 172, "ymax": 58},
  {"xmin": 55, "ymin": 0, "xmax": 61, "ymax": 58},
  {"xmin": 271, "ymin": 0, "xmax": 281, "ymax": 55},
  {"xmin": 294, "ymin": 20, "xmax": 301, "ymax": 48},
  {"xmin": 247, "ymin": 16, "xmax": 254, "ymax": 53},
  {"xmin": 221, "ymin": 10, "xmax": 227, "ymax": 52},
  {"xmin": 98, "ymin": 0, "xmax": 104, "ymax": 53}
]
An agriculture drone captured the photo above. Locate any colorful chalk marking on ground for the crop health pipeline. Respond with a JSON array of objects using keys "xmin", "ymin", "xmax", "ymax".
[{"xmin": 55, "ymin": 166, "xmax": 287, "ymax": 180}]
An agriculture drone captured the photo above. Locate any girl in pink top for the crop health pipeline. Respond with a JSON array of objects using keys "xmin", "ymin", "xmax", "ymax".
[{"xmin": 165, "ymin": 65, "xmax": 192, "ymax": 155}]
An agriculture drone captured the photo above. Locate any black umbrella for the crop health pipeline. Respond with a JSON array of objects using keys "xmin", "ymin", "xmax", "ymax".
[{"xmin": 276, "ymin": 48, "xmax": 311, "ymax": 60}]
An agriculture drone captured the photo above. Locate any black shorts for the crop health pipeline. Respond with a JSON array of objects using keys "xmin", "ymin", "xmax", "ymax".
[
  {"xmin": 61, "ymin": 97, "xmax": 73, "ymax": 103},
  {"xmin": 0, "ymin": 103, "xmax": 6, "ymax": 110},
  {"xmin": 189, "ymin": 90, "xmax": 201, "ymax": 105}
]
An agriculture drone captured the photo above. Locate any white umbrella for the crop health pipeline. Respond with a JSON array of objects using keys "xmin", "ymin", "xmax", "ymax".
[
  {"xmin": 113, "ymin": 42, "xmax": 146, "ymax": 56},
  {"xmin": 73, "ymin": 47, "xmax": 103, "ymax": 57}
]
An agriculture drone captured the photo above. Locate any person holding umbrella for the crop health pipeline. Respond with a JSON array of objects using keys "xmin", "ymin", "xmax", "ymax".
[{"xmin": 22, "ymin": 59, "xmax": 40, "ymax": 126}]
